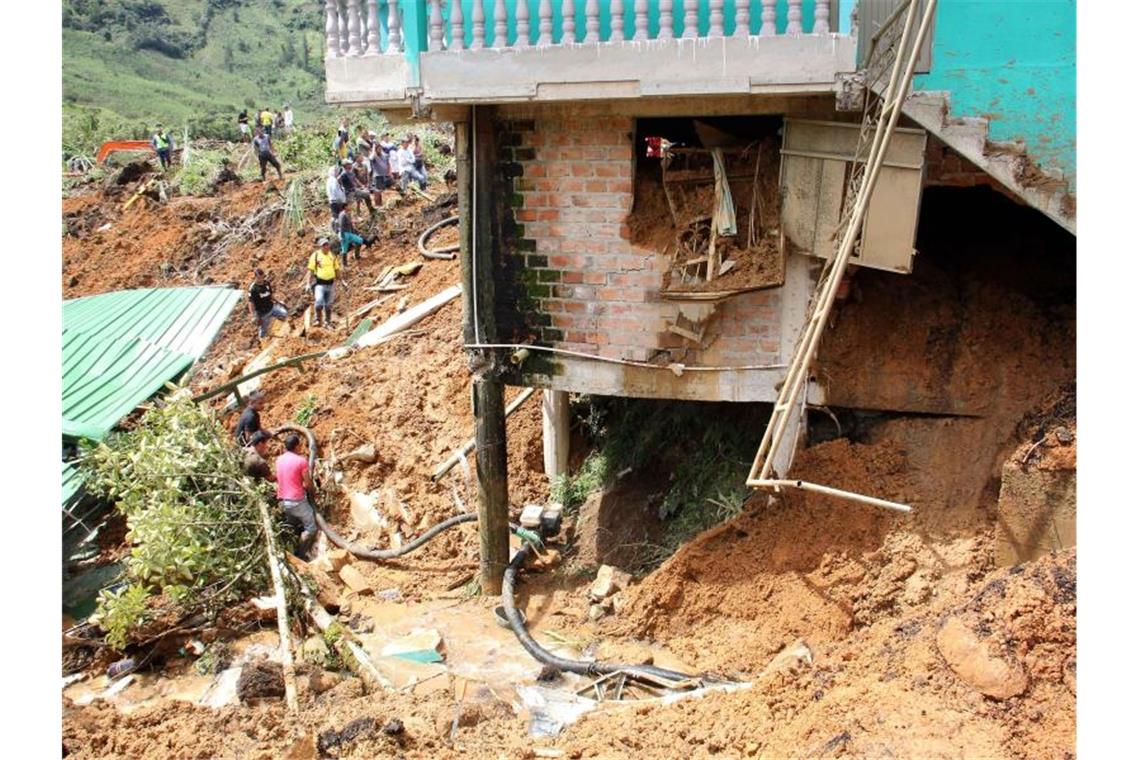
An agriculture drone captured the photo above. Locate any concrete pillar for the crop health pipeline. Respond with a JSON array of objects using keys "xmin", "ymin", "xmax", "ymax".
[
  {"xmin": 541, "ymin": 389, "xmax": 570, "ymax": 481},
  {"xmin": 474, "ymin": 378, "xmax": 510, "ymax": 595}
]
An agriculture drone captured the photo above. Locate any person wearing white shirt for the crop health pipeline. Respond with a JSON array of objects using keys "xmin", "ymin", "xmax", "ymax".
[{"xmin": 396, "ymin": 137, "xmax": 428, "ymax": 192}]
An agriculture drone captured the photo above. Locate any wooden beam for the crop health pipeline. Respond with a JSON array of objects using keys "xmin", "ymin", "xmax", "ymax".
[{"xmin": 474, "ymin": 378, "xmax": 510, "ymax": 595}]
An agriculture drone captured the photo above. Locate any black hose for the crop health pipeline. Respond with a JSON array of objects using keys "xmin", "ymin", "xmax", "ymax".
[
  {"xmin": 276, "ymin": 424, "xmax": 694, "ymax": 680},
  {"xmin": 274, "ymin": 424, "xmax": 490, "ymax": 561},
  {"xmin": 417, "ymin": 215, "xmax": 459, "ymax": 260},
  {"xmin": 501, "ymin": 543, "xmax": 695, "ymax": 681}
]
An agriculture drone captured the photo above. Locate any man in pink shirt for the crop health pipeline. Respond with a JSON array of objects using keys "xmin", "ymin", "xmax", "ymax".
[{"xmin": 275, "ymin": 433, "xmax": 317, "ymax": 559}]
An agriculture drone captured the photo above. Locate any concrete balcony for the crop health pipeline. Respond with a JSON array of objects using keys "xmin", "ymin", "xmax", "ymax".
[{"xmin": 323, "ymin": 1, "xmax": 857, "ymax": 110}]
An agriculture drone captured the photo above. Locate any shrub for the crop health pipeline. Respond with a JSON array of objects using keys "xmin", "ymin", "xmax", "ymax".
[{"xmin": 84, "ymin": 391, "xmax": 278, "ymax": 649}]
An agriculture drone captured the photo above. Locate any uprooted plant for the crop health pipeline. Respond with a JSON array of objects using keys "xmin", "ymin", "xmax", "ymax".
[{"xmin": 82, "ymin": 390, "xmax": 284, "ymax": 650}]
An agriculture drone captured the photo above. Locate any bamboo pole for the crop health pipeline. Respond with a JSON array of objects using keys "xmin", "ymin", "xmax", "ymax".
[
  {"xmin": 430, "ymin": 387, "xmax": 537, "ymax": 481},
  {"xmin": 255, "ymin": 500, "xmax": 298, "ymax": 713},
  {"xmin": 765, "ymin": 479, "xmax": 912, "ymax": 513},
  {"xmin": 747, "ymin": 0, "xmax": 927, "ymax": 485}
]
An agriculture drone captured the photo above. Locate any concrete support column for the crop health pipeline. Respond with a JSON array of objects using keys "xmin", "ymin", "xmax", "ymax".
[
  {"xmin": 474, "ymin": 378, "xmax": 510, "ymax": 595},
  {"xmin": 541, "ymin": 389, "xmax": 570, "ymax": 481}
]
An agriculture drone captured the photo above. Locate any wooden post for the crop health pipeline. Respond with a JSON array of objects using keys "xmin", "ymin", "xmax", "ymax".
[
  {"xmin": 542, "ymin": 389, "xmax": 570, "ymax": 481},
  {"xmin": 474, "ymin": 379, "xmax": 510, "ymax": 594}
]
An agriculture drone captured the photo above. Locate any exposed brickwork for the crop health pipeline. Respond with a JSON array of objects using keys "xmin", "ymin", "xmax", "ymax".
[
  {"xmin": 495, "ymin": 105, "xmax": 784, "ymax": 374},
  {"xmin": 923, "ymin": 137, "xmax": 1025, "ymax": 206}
]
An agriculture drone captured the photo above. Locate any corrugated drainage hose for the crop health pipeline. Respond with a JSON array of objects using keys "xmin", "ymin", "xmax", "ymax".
[
  {"xmin": 276, "ymin": 424, "xmax": 531, "ymax": 561},
  {"xmin": 501, "ymin": 543, "xmax": 696, "ymax": 681},
  {"xmin": 418, "ymin": 215, "xmax": 459, "ymax": 260}
]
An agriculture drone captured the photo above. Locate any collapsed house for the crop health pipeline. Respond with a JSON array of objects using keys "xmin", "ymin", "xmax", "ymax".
[{"xmin": 321, "ymin": 0, "xmax": 1075, "ymax": 585}]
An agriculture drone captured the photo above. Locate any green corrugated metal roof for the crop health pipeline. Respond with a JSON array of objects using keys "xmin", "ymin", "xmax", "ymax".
[{"xmin": 62, "ymin": 287, "xmax": 242, "ymax": 441}]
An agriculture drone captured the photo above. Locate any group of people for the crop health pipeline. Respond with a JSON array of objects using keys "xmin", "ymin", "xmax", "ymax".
[
  {"xmin": 235, "ymin": 393, "xmax": 317, "ymax": 560},
  {"xmin": 329, "ymin": 124, "xmax": 430, "ymax": 208},
  {"xmin": 238, "ymin": 105, "xmax": 293, "ymax": 142},
  {"xmin": 244, "ymin": 234, "xmax": 358, "ymax": 343}
]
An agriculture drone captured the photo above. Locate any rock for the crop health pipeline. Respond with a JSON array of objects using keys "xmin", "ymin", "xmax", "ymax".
[
  {"xmin": 67, "ymin": 275, "xmax": 80, "ymax": 288},
  {"xmin": 527, "ymin": 549, "xmax": 562, "ymax": 572},
  {"xmin": 282, "ymin": 735, "xmax": 318, "ymax": 760},
  {"xmin": 326, "ymin": 549, "xmax": 352, "ymax": 573},
  {"xmin": 339, "ymin": 564, "xmax": 373, "ymax": 594},
  {"xmin": 309, "ymin": 669, "xmax": 342, "ymax": 695},
  {"xmin": 587, "ymin": 604, "xmax": 607, "ymax": 621},
  {"xmin": 936, "ymin": 616, "xmax": 1028, "ymax": 699},
  {"xmin": 342, "ymin": 443, "xmax": 378, "ymax": 464},
  {"xmin": 236, "ymin": 659, "xmax": 285, "ymax": 702},
  {"xmin": 1055, "ymin": 426, "xmax": 1074, "ymax": 444},
  {"xmin": 589, "ymin": 566, "xmax": 615, "ymax": 601},
  {"xmin": 590, "ymin": 565, "xmax": 633, "ymax": 602},
  {"xmin": 301, "ymin": 635, "xmax": 330, "ymax": 667}
]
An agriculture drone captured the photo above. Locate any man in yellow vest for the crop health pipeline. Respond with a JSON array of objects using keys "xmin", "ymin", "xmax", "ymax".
[
  {"xmin": 307, "ymin": 238, "xmax": 341, "ymax": 329},
  {"xmin": 151, "ymin": 123, "xmax": 173, "ymax": 171}
]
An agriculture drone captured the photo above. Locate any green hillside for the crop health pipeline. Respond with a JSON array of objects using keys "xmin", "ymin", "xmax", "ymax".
[{"xmin": 63, "ymin": 0, "xmax": 330, "ymax": 155}]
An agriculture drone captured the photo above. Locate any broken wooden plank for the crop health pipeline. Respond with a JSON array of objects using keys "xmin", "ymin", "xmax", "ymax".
[{"xmin": 350, "ymin": 295, "xmax": 393, "ymax": 319}]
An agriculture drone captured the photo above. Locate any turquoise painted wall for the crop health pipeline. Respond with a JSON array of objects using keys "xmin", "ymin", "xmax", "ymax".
[{"xmin": 913, "ymin": 0, "xmax": 1075, "ymax": 183}]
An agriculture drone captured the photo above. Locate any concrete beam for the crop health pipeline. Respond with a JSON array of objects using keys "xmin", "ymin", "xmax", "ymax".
[
  {"xmin": 419, "ymin": 36, "xmax": 856, "ymax": 105},
  {"xmin": 541, "ymin": 390, "xmax": 570, "ymax": 482}
]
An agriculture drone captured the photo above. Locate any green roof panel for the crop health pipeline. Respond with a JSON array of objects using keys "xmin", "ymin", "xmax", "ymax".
[{"xmin": 62, "ymin": 287, "xmax": 242, "ymax": 442}]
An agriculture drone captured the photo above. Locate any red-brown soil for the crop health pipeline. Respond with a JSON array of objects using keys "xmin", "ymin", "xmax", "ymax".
[{"xmin": 61, "ymin": 176, "xmax": 1075, "ymax": 758}]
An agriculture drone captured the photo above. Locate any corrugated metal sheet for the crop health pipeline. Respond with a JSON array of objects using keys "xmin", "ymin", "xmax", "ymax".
[{"xmin": 62, "ymin": 287, "xmax": 242, "ymax": 441}]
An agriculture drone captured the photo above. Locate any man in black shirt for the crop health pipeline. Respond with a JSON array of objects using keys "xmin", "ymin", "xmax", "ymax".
[
  {"xmin": 248, "ymin": 268, "xmax": 288, "ymax": 339},
  {"xmin": 234, "ymin": 391, "xmax": 266, "ymax": 446}
]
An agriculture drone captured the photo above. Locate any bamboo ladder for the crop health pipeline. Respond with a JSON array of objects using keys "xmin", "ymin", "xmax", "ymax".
[{"xmin": 745, "ymin": 0, "xmax": 939, "ymax": 512}]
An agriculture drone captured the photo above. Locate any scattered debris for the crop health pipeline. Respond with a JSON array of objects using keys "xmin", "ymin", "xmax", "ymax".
[{"xmin": 236, "ymin": 660, "xmax": 285, "ymax": 702}]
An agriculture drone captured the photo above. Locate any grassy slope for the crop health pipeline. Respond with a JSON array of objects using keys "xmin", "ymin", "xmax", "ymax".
[{"xmin": 63, "ymin": 0, "xmax": 328, "ymax": 151}]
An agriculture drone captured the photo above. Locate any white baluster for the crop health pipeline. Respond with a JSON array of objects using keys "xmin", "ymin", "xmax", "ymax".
[
  {"xmin": 449, "ymin": 0, "xmax": 465, "ymax": 49},
  {"xmin": 787, "ymin": 0, "xmax": 803, "ymax": 34},
  {"xmin": 538, "ymin": 0, "xmax": 554, "ymax": 45},
  {"xmin": 681, "ymin": 0, "xmax": 697, "ymax": 38},
  {"xmin": 759, "ymin": 0, "xmax": 776, "ymax": 36},
  {"xmin": 659, "ymin": 0, "xmax": 674, "ymax": 40},
  {"xmin": 365, "ymin": 0, "xmax": 382, "ymax": 53},
  {"xmin": 471, "ymin": 0, "xmax": 486, "ymax": 49},
  {"xmin": 339, "ymin": 2, "xmax": 349, "ymax": 54},
  {"xmin": 517, "ymin": 0, "xmax": 531, "ymax": 45},
  {"xmin": 732, "ymin": 0, "xmax": 749, "ymax": 37},
  {"xmin": 387, "ymin": 0, "xmax": 403, "ymax": 52},
  {"xmin": 610, "ymin": 0, "xmax": 623, "ymax": 42},
  {"xmin": 325, "ymin": 0, "xmax": 341, "ymax": 57},
  {"xmin": 347, "ymin": 0, "xmax": 363, "ymax": 55},
  {"xmin": 633, "ymin": 0, "xmax": 648, "ymax": 40},
  {"xmin": 493, "ymin": 0, "xmax": 508, "ymax": 46},
  {"xmin": 579, "ymin": 0, "xmax": 597, "ymax": 41},
  {"xmin": 815, "ymin": 0, "xmax": 830, "ymax": 34},
  {"xmin": 709, "ymin": 0, "xmax": 724, "ymax": 37},
  {"xmin": 561, "ymin": 0, "xmax": 575, "ymax": 43},
  {"xmin": 428, "ymin": 0, "xmax": 444, "ymax": 50}
]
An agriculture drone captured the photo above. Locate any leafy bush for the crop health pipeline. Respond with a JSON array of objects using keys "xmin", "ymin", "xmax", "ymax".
[{"xmin": 84, "ymin": 391, "xmax": 276, "ymax": 649}]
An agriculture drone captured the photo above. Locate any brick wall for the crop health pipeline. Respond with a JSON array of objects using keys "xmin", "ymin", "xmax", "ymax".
[
  {"xmin": 495, "ymin": 105, "xmax": 785, "ymax": 389},
  {"xmin": 923, "ymin": 136, "xmax": 1025, "ymax": 206}
]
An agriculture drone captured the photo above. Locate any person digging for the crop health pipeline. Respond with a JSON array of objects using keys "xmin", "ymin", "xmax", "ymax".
[
  {"xmin": 335, "ymin": 204, "xmax": 375, "ymax": 267},
  {"xmin": 307, "ymin": 237, "xmax": 341, "ymax": 330},
  {"xmin": 275, "ymin": 433, "xmax": 317, "ymax": 560},
  {"xmin": 242, "ymin": 430, "xmax": 276, "ymax": 483},
  {"xmin": 234, "ymin": 391, "xmax": 267, "ymax": 446},
  {"xmin": 248, "ymin": 267, "xmax": 288, "ymax": 344}
]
